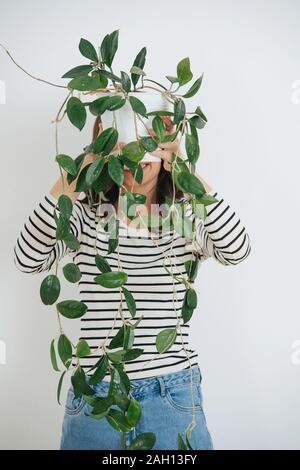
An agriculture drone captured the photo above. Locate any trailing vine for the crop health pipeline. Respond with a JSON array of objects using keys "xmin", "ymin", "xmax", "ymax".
[{"xmin": 6, "ymin": 29, "xmax": 219, "ymax": 450}]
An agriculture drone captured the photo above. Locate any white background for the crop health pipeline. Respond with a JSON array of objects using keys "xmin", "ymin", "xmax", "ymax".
[{"xmin": 1, "ymin": 0, "xmax": 300, "ymax": 450}]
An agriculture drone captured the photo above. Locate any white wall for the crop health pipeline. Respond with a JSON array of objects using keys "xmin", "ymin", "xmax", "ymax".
[{"xmin": 1, "ymin": 0, "xmax": 300, "ymax": 450}]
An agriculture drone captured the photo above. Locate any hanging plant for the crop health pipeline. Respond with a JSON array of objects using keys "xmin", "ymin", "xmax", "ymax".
[{"xmin": 8, "ymin": 29, "xmax": 219, "ymax": 450}]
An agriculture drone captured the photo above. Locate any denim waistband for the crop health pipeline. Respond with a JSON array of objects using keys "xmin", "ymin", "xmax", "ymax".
[{"xmin": 88, "ymin": 364, "xmax": 202, "ymax": 397}]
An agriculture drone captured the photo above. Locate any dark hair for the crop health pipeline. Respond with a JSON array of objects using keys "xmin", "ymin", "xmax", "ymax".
[{"xmin": 81, "ymin": 115, "xmax": 183, "ymax": 208}]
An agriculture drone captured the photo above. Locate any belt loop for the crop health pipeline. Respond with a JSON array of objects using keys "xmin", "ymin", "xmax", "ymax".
[{"xmin": 157, "ymin": 376, "xmax": 166, "ymax": 397}]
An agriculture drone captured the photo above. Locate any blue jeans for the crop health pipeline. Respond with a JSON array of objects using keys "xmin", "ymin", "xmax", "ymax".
[{"xmin": 60, "ymin": 364, "xmax": 214, "ymax": 450}]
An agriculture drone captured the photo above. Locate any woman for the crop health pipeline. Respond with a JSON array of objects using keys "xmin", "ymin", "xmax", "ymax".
[{"xmin": 13, "ymin": 115, "xmax": 251, "ymax": 450}]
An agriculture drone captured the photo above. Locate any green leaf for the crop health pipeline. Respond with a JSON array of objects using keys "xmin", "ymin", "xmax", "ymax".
[
  {"xmin": 131, "ymin": 47, "xmax": 147, "ymax": 87},
  {"xmin": 108, "ymin": 367, "xmax": 121, "ymax": 396},
  {"xmin": 128, "ymin": 432, "xmax": 156, "ymax": 450},
  {"xmin": 106, "ymin": 409, "xmax": 132, "ymax": 433},
  {"xmin": 40, "ymin": 274, "xmax": 60, "ymax": 305},
  {"xmin": 166, "ymin": 75, "xmax": 179, "ymax": 84},
  {"xmin": 67, "ymin": 152, "xmax": 86, "ymax": 184},
  {"xmin": 108, "ymin": 155, "xmax": 124, "ymax": 187},
  {"xmin": 89, "ymin": 96, "xmax": 110, "ymax": 116},
  {"xmin": 92, "ymin": 127, "xmax": 118, "ymax": 155},
  {"xmin": 115, "ymin": 366, "xmax": 130, "ymax": 394},
  {"xmin": 57, "ymin": 371, "xmax": 66, "ymax": 405},
  {"xmin": 113, "ymin": 393, "xmax": 130, "ymax": 411},
  {"xmin": 92, "ymin": 162, "xmax": 112, "ymax": 192},
  {"xmin": 89, "ymin": 355, "xmax": 109, "ymax": 386},
  {"xmin": 63, "ymin": 232, "xmax": 80, "ymax": 251},
  {"xmin": 123, "ymin": 325, "xmax": 135, "ymax": 350},
  {"xmin": 186, "ymin": 288, "xmax": 197, "ymax": 309},
  {"xmin": 61, "ymin": 64, "xmax": 93, "ymax": 79},
  {"xmin": 186, "ymin": 431, "xmax": 194, "ymax": 450},
  {"xmin": 58, "ymin": 334, "xmax": 72, "ymax": 368},
  {"xmin": 133, "ymin": 164, "xmax": 143, "ymax": 184},
  {"xmin": 156, "ymin": 328, "xmax": 177, "ymax": 353},
  {"xmin": 108, "ymin": 325, "xmax": 125, "ymax": 350},
  {"xmin": 100, "ymin": 30, "xmax": 119, "ymax": 67},
  {"xmin": 76, "ymin": 339, "xmax": 91, "ymax": 358},
  {"xmin": 177, "ymin": 57, "xmax": 193, "ymax": 86},
  {"xmin": 147, "ymin": 110, "xmax": 174, "ymax": 117},
  {"xmin": 129, "ymin": 96, "xmax": 148, "ymax": 118},
  {"xmin": 175, "ymin": 170, "xmax": 206, "ymax": 196},
  {"xmin": 91, "ymin": 70, "xmax": 109, "ymax": 88},
  {"xmin": 108, "ymin": 220, "xmax": 119, "ymax": 254},
  {"xmin": 178, "ymin": 433, "xmax": 187, "ymax": 450},
  {"xmin": 173, "ymin": 98, "xmax": 186, "ymax": 125},
  {"xmin": 50, "ymin": 339, "xmax": 60, "ymax": 372},
  {"xmin": 75, "ymin": 163, "xmax": 91, "ymax": 192},
  {"xmin": 83, "ymin": 395, "xmax": 99, "ymax": 408},
  {"xmin": 122, "ymin": 141, "xmax": 145, "ymax": 164},
  {"xmin": 56, "ymin": 154, "xmax": 77, "ymax": 176},
  {"xmin": 184, "ymin": 259, "xmax": 199, "ymax": 282},
  {"xmin": 122, "ymin": 287, "xmax": 136, "ymax": 318},
  {"xmin": 121, "ymin": 71, "xmax": 131, "ymax": 93},
  {"xmin": 66, "ymin": 97, "xmax": 87, "ymax": 131},
  {"xmin": 85, "ymin": 156, "xmax": 105, "ymax": 187},
  {"xmin": 182, "ymin": 74, "xmax": 203, "ymax": 98},
  {"xmin": 106, "ymin": 95, "xmax": 126, "ymax": 111},
  {"xmin": 58, "ymin": 194, "xmax": 73, "ymax": 219},
  {"xmin": 195, "ymin": 193, "xmax": 218, "ymax": 206},
  {"xmin": 68, "ymin": 75, "xmax": 101, "ymax": 91},
  {"xmin": 55, "ymin": 214, "xmax": 70, "ymax": 240},
  {"xmin": 63, "ymin": 263, "xmax": 82, "ymax": 283},
  {"xmin": 94, "ymin": 271, "xmax": 127, "ymax": 288},
  {"xmin": 130, "ymin": 66, "xmax": 146, "ymax": 76},
  {"xmin": 181, "ymin": 300, "xmax": 194, "ymax": 324},
  {"xmin": 126, "ymin": 399, "xmax": 142, "ymax": 427},
  {"xmin": 57, "ymin": 300, "xmax": 88, "ymax": 319},
  {"xmin": 107, "ymin": 348, "xmax": 143, "ymax": 363},
  {"xmin": 189, "ymin": 115, "xmax": 206, "ymax": 129},
  {"xmin": 97, "ymin": 69, "xmax": 122, "ymax": 83},
  {"xmin": 139, "ymin": 136, "xmax": 157, "ymax": 152},
  {"xmin": 152, "ymin": 115, "xmax": 165, "ymax": 142},
  {"xmin": 185, "ymin": 134, "xmax": 200, "ymax": 164},
  {"xmin": 92, "ymin": 396, "xmax": 114, "ymax": 415},
  {"xmin": 95, "ymin": 254, "xmax": 111, "ymax": 273},
  {"xmin": 71, "ymin": 365, "xmax": 94, "ymax": 398},
  {"xmin": 195, "ymin": 105, "xmax": 207, "ymax": 123},
  {"xmin": 123, "ymin": 348, "xmax": 143, "ymax": 361},
  {"xmin": 79, "ymin": 38, "xmax": 98, "ymax": 62},
  {"xmin": 107, "ymin": 350, "xmax": 125, "ymax": 363}
]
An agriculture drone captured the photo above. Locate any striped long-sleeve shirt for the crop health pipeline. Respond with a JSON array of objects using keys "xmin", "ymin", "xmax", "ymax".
[{"xmin": 13, "ymin": 189, "xmax": 251, "ymax": 379}]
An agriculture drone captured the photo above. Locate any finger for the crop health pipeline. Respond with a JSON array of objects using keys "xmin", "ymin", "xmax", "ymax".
[
  {"xmin": 157, "ymin": 140, "xmax": 180, "ymax": 151},
  {"xmin": 111, "ymin": 141, "xmax": 126, "ymax": 152},
  {"xmin": 160, "ymin": 115, "xmax": 173, "ymax": 132},
  {"xmin": 147, "ymin": 128, "xmax": 155, "ymax": 137},
  {"xmin": 146, "ymin": 130, "xmax": 180, "ymax": 150},
  {"xmin": 149, "ymin": 149, "xmax": 172, "ymax": 161}
]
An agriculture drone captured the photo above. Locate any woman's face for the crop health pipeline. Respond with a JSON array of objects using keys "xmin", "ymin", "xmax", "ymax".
[
  {"xmin": 123, "ymin": 158, "xmax": 161, "ymax": 188},
  {"xmin": 96, "ymin": 117, "xmax": 173, "ymax": 189}
]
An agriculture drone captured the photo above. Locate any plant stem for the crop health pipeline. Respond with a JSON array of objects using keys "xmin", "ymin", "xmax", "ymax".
[{"xmin": 0, "ymin": 43, "xmax": 67, "ymax": 89}]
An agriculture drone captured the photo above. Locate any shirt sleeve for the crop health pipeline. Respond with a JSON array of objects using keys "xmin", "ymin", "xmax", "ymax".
[
  {"xmin": 13, "ymin": 192, "xmax": 85, "ymax": 274},
  {"xmin": 185, "ymin": 189, "xmax": 252, "ymax": 266}
]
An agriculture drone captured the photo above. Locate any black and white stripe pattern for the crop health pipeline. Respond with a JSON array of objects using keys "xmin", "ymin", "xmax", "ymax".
[{"xmin": 13, "ymin": 189, "xmax": 251, "ymax": 379}]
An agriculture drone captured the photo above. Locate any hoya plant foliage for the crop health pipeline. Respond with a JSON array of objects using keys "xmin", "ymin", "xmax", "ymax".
[{"xmin": 38, "ymin": 30, "xmax": 218, "ymax": 450}]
